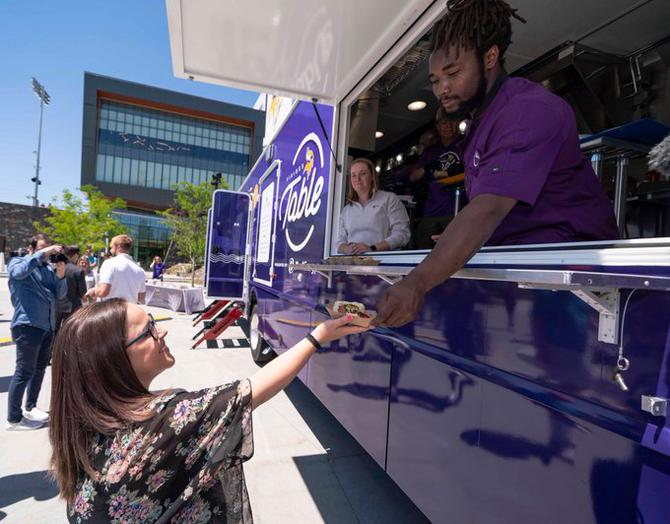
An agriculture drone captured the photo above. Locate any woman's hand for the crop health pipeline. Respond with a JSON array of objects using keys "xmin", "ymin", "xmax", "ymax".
[
  {"xmin": 349, "ymin": 243, "xmax": 370, "ymax": 255},
  {"xmin": 339, "ymin": 243, "xmax": 369, "ymax": 255},
  {"xmin": 311, "ymin": 315, "xmax": 370, "ymax": 345},
  {"xmin": 339, "ymin": 243, "xmax": 354, "ymax": 254}
]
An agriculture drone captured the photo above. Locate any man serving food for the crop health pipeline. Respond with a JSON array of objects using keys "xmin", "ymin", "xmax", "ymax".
[{"xmin": 374, "ymin": 0, "xmax": 618, "ymax": 328}]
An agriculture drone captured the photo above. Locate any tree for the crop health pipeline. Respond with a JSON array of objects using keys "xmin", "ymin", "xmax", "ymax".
[
  {"xmin": 35, "ymin": 185, "xmax": 127, "ymax": 252},
  {"xmin": 159, "ymin": 180, "xmax": 223, "ymax": 285}
]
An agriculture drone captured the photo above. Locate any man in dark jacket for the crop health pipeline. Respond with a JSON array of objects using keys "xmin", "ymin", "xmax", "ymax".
[{"xmin": 55, "ymin": 245, "xmax": 87, "ymax": 333}]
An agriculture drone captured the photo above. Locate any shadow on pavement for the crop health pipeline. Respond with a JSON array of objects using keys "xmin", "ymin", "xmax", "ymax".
[
  {"xmin": 0, "ymin": 376, "xmax": 12, "ymax": 394},
  {"xmin": 0, "ymin": 470, "xmax": 59, "ymax": 515},
  {"xmin": 284, "ymin": 380, "xmax": 429, "ymax": 524}
]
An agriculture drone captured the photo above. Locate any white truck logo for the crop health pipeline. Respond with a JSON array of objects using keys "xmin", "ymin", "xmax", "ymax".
[{"xmin": 279, "ymin": 132, "xmax": 325, "ymax": 252}]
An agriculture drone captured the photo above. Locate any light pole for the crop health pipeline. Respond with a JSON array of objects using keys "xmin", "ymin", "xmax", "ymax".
[
  {"xmin": 211, "ymin": 172, "xmax": 222, "ymax": 190},
  {"xmin": 31, "ymin": 77, "xmax": 50, "ymax": 207}
]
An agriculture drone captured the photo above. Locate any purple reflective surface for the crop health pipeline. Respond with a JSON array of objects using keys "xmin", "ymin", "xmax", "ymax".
[
  {"xmin": 207, "ymin": 190, "xmax": 249, "ymax": 299},
  {"xmin": 241, "ymin": 101, "xmax": 333, "ymax": 352},
  {"xmin": 303, "ymin": 271, "xmax": 670, "ymax": 523}
]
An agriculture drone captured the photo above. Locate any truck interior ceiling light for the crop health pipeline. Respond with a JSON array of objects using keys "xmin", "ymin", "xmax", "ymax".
[{"xmin": 407, "ymin": 100, "xmax": 427, "ymax": 111}]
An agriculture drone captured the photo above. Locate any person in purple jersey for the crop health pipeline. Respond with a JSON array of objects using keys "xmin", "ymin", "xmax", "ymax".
[
  {"xmin": 374, "ymin": 0, "xmax": 618, "ymax": 327},
  {"xmin": 411, "ymin": 112, "xmax": 466, "ymax": 248}
]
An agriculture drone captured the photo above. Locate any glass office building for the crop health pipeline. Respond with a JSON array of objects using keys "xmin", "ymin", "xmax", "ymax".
[
  {"xmin": 96, "ymin": 99, "xmax": 252, "ymax": 192},
  {"xmin": 111, "ymin": 211, "xmax": 173, "ymax": 264},
  {"xmin": 81, "ymin": 73, "xmax": 265, "ymax": 266}
]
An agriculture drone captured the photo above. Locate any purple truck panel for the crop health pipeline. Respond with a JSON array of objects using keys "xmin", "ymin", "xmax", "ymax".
[{"xmin": 207, "ymin": 190, "xmax": 250, "ymax": 299}]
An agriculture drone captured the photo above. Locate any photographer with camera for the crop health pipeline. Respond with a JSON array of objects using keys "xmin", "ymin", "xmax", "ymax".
[
  {"xmin": 410, "ymin": 110, "xmax": 466, "ymax": 249},
  {"xmin": 55, "ymin": 245, "xmax": 87, "ymax": 333},
  {"xmin": 6, "ymin": 234, "xmax": 67, "ymax": 431}
]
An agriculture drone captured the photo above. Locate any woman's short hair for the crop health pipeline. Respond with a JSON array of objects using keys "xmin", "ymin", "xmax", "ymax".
[
  {"xmin": 347, "ymin": 158, "xmax": 379, "ymax": 203},
  {"xmin": 49, "ymin": 299, "xmax": 153, "ymax": 503}
]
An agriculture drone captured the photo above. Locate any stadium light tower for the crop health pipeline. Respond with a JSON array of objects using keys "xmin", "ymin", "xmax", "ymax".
[{"xmin": 31, "ymin": 77, "xmax": 50, "ymax": 207}]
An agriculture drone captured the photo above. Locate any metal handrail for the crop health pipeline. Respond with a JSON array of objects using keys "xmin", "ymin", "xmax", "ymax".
[{"xmin": 290, "ymin": 263, "xmax": 670, "ymax": 291}]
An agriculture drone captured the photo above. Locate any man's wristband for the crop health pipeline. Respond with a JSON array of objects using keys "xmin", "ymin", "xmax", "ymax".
[{"xmin": 305, "ymin": 333, "xmax": 323, "ymax": 352}]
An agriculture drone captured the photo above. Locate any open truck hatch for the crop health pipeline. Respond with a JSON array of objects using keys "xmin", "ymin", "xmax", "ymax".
[
  {"xmin": 167, "ymin": 0, "xmax": 670, "ymax": 104},
  {"xmin": 166, "ymin": 0, "xmax": 435, "ymax": 104}
]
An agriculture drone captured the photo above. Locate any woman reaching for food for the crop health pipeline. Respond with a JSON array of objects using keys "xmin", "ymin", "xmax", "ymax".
[{"xmin": 49, "ymin": 298, "xmax": 366, "ymax": 523}]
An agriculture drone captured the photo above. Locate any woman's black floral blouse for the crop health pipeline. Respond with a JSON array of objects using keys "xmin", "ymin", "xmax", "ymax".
[{"xmin": 67, "ymin": 379, "xmax": 254, "ymax": 523}]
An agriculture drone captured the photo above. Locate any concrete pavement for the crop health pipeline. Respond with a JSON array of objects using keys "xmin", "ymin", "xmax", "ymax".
[{"xmin": 0, "ymin": 278, "xmax": 428, "ymax": 523}]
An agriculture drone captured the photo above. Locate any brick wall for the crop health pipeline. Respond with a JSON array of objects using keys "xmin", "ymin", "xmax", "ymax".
[{"xmin": 0, "ymin": 202, "xmax": 51, "ymax": 256}]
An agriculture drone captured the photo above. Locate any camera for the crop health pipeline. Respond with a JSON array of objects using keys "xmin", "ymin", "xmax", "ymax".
[{"xmin": 49, "ymin": 253, "xmax": 68, "ymax": 264}]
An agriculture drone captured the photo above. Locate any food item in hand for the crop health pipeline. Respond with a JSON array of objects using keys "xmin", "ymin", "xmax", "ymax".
[
  {"xmin": 327, "ymin": 301, "xmax": 376, "ymax": 327},
  {"xmin": 333, "ymin": 301, "xmax": 368, "ymax": 318}
]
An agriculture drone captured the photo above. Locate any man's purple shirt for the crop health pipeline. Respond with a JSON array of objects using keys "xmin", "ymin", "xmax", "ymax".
[{"xmin": 463, "ymin": 77, "xmax": 618, "ymax": 245}]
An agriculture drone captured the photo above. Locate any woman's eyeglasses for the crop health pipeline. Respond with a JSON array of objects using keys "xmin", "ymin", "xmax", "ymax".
[{"xmin": 125, "ymin": 314, "xmax": 159, "ymax": 348}]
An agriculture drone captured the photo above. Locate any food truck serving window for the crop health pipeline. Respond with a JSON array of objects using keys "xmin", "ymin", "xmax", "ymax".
[
  {"xmin": 166, "ymin": 0, "xmax": 435, "ymax": 104},
  {"xmin": 330, "ymin": 0, "xmax": 670, "ymax": 257}
]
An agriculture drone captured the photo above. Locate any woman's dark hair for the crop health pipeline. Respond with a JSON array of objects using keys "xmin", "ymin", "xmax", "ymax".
[
  {"xmin": 431, "ymin": 0, "xmax": 526, "ymax": 64},
  {"xmin": 49, "ymin": 298, "xmax": 154, "ymax": 504}
]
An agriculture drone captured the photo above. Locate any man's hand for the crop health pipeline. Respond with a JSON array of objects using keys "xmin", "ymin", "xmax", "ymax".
[
  {"xmin": 55, "ymin": 261, "xmax": 66, "ymax": 279},
  {"xmin": 85, "ymin": 288, "xmax": 97, "ymax": 300},
  {"xmin": 373, "ymin": 275, "xmax": 427, "ymax": 328}
]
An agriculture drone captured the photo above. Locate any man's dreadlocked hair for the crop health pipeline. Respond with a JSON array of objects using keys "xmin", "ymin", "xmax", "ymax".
[{"xmin": 431, "ymin": 0, "xmax": 526, "ymax": 65}]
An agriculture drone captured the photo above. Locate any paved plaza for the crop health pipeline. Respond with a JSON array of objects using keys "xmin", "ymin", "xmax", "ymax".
[{"xmin": 0, "ymin": 277, "xmax": 427, "ymax": 523}]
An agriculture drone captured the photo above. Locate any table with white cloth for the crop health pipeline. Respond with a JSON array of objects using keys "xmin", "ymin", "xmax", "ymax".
[{"xmin": 145, "ymin": 282, "xmax": 205, "ymax": 314}]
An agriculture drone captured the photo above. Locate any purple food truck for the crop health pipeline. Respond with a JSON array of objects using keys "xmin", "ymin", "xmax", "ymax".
[{"xmin": 168, "ymin": 1, "xmax": 670, "ymax": 522}]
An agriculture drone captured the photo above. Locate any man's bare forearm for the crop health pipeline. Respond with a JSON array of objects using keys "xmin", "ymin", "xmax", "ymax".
[{"xmin": 409, "ymin": 194, "xmax": 516, "ymax": 293}]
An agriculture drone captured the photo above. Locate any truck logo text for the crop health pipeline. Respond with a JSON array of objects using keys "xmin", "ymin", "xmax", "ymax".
[{"xmin": 279, "ymin": 132, "xmax": 325, "ymax": 252}]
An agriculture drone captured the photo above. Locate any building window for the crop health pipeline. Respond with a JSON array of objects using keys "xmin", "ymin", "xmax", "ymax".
[{"xmin": 95, "ymin": 99, "xmax": 253, "ymax": 190}]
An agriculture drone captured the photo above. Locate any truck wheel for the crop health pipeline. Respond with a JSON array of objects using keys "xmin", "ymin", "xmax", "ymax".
[{"xmin": 249, "ymin": 304, "xmax": 273, "ymax": 363}]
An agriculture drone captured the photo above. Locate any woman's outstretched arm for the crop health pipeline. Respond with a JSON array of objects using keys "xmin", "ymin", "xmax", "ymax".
[{"xmin": 249, "ymin": 315, "xmax": 368, "ymax": 409}]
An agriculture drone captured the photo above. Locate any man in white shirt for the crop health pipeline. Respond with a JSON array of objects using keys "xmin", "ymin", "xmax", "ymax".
[{"xmin": 85, "ymin": 235, "xmax": 146, "ymax": 304}]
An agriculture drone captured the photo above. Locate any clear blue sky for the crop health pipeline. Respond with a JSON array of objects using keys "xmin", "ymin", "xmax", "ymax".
[{"xmin": 0, "ymin": 0, "xmax": 260, "ymax": 207}]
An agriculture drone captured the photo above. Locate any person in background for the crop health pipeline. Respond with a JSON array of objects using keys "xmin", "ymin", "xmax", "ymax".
[
  {"xmin": 150, "ymin": 255, "xmax": 165, "ymax": 281},
  {"xmin": 86, "ymin": 235, "xmax": 146, "ymax": 304},
  {"xmin": 84, "ymin": 245, "xmax": 97, "ymax": 270},
  {"xmin": 78, "ymin": 257, "xmax": 97, "ymax": 293},
  {"xmin": 411, "ymin": 110, "xmax": 466, "ymax": 248},
  {"xmin": 49, "ymin": 299, "xmax": 366, "ymax": 522},
  {"xmin": 55, "ymin": 245, "xmax": 87, "ymax": 333},
  {"xmin": 6, "ymin": 234, "xmax": 66, "ymax": 431},
  {"xmin": 337, "ymin": 158, "xmax": 411, "ymax": 254}
]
